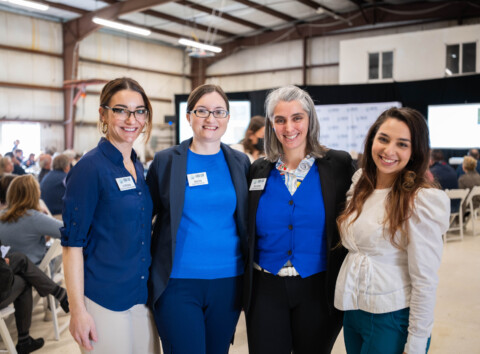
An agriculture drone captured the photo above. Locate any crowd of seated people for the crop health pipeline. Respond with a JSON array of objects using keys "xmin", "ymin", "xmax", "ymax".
[{"xmin": 0, "ymin": 144, "xmax": 72, "ymax": 353}]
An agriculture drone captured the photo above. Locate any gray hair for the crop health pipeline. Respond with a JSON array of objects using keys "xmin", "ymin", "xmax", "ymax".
[{"xmin": 264, "ymin": 85, "xmax": 326, "ymax": 162}]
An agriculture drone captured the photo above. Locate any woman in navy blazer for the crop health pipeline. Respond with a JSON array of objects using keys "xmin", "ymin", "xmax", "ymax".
[
  {"xmin": 146, "ymin": 84, "xmax": 250, "ymax": 354},
  {"xmin": 244, "ymin": 85, "xmax": 355, "ymax": 354}
]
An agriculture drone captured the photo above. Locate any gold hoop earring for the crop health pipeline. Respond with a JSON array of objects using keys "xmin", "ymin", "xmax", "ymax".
[{"xmin": 102, "ymin": 122, "xmax": 108, "ymax": 134}]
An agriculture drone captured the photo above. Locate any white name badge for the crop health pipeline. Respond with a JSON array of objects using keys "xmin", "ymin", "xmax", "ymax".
[
  {"xmin": 250, "ymin": 178, "xmax": 266, "ymax": 191},
  {"xmin": 187, "ymin": 172, "xmax": 208, "ymax": 187},
  {"xmin": 115, "ymin": 176, "xmax": 136, "ymax": 191}
]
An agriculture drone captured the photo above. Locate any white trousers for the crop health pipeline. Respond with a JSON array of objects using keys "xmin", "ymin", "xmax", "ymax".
[{"xmin": 81, "ymin": 297, "xmax": 160, "ymax": 354}]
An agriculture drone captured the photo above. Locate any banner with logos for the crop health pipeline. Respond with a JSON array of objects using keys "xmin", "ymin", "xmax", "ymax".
[{"xmin": 316, "ymin": 101, "xmax": 402, "ymax": 154}]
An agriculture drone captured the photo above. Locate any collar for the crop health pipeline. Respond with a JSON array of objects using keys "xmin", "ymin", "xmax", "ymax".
[
  {"xmin": 276, "ymin": 155, "xmax": 315, "ymax": 175},
  {"xmin": 98, "ymin": 137, "xmax": 137, "ymax": 165}
]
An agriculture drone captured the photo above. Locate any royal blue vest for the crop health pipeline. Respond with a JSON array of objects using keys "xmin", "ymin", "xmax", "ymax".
[{"xmin": 255, "ymin": 164, "xmax": 327, "ymax": 278}]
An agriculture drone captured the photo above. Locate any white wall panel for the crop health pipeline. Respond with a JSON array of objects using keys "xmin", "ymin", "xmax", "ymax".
[
  {"xmin": 0, "ymin": 11, "xmax": 62, "ymax": 53},
  {"xmin": 40, "ymin": 123, "xmax": 64, "ymax": 153},
  {"xmin": 308, "ymin": 66, "xmax": 339, "ymax": 85},
  {"xmin": 0, "ymin": 49, "xmax": 63, "ymax": 86},
  {"xmin": 207, "ymin": 70, "xmax": 303, "ymax": 92},
  {"xmin": 208, "ymin": 40, "xmax": 303, "ymax": 75},
  {"xmin": 0, "ymin": 88, "xmax": 63, "ymax": 120},
  {"xmin": 80, "ymin": 32, "xmax": 190, "ymax": 74}
]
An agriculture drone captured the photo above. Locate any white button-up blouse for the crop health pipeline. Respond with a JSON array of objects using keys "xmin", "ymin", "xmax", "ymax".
[{"xmin": 335, "ymin": 169, "xmax": 450, "ymax": 354}]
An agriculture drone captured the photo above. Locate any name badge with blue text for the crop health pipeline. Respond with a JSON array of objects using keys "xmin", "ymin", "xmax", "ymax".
[
  {"xmin": 187, "ymin": 172, "xmax": 208, "ymax": 187},
  {"xmin": 250, "ymin": 178, "xmax": 266, "ymax": 191},
  {"xmin": 116, "ymin": 176, "xmax": 136, "ymax": 191}
]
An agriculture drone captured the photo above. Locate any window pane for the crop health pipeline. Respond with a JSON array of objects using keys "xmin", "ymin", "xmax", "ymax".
[
  {"xmin": 462, "ymin": 42, "xmax": 476, "ymax": 73},
  {"xmin": 382, "ymin": 51, "xmax": 393, "ymax": 78},
  {"xmin": 369, "ymin": 53, "xmax": 379, "ymax": 79},
  {"xmin": 446, "ymin": 44, "xmax": 459, "ymax": 74}
]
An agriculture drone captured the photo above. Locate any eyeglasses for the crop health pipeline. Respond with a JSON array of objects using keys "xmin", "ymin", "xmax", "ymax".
[
  {"xmin": 189, "ymin": 109, "xmax": 229, "ymax": 119},
  {"xmin": 101, "ymin": 105, "xmax": 148, "ymax": 122}
]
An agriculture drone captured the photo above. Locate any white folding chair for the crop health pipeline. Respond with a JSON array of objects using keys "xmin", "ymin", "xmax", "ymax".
[
  {"xmin": 464, "ymin": 185, "xmax": 480, "ymax": 237},
  {"xmin": 0, "ymin": 305, "xmax": 17, "ymax": 354},
  {"xmin": 443, "ymin": 188, "xmax": 470, "ymax": 242},
  {"xmin": 33, "ymin": 239, "xmax": 68, "ymax": 341}
]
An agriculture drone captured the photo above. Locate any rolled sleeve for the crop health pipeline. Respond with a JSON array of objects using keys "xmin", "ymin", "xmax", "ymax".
[
  {"xmin": 60, "ymin": 158, "xmax": 99, "ymax": 247},
  {"xmin": 405, "ymin": 188, "xmax": 450, "ymax": 354}
]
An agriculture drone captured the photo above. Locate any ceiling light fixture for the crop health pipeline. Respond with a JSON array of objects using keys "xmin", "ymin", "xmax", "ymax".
[
  {"xmin": 1, "ymin": 0, "xmax": 49, "ymax": 11},
  {"xmin": 178, "ymin": 38, "xmax": 222, "ymax": 54},
  {"xmin": 92, "ymin": 17, "xmax": 151, "ymax": 36}
]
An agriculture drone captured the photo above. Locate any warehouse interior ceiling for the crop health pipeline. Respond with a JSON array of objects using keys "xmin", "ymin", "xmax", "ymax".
[{"xmin": 2, "ymin": 0, "xmax": 480, "ymax": 62}]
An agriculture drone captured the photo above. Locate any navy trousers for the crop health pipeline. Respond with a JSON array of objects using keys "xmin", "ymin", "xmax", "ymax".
[{"xmin": 153, "ymin": 276, "xmax": 242, "ymax": 354}]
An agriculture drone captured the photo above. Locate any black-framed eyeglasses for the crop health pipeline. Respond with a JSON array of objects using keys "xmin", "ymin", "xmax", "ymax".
[
  {"xmin": 101, "ymin": 105, "xmax": 149, "ymax": 122},
  {"xmin": 189, "ymin": 109, "xmax": 229, "ymax": 119}
]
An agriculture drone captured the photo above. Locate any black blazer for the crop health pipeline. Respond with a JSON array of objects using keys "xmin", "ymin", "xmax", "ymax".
[
  {"xmin": 146, "ymin": 138, "xmax": 250, "ymax": 308},
  {"xmin": 243, "ymin": 149, "xmax": 355, "ymax": 313}
]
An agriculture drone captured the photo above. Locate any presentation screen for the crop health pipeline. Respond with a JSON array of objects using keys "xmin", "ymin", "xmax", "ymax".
[
  {"xmin": 178, "ymin": 101, "xmax": 251, "ymax": 145},
  {"xmin": 316, "ymin": 101, "xmax": 402, "ymax": 153},
  {"xmin": 428, "ymin": 104, "xmax": 480, "ymax": 149}
]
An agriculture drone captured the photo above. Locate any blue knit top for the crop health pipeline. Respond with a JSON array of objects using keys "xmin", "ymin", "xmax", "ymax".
[{"xmin": 170, "ymin": 149, "xmax": 244, "ymax": 279}]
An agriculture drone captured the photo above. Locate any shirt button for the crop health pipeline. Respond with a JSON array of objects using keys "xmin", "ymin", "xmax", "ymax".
[
  {"xmin": 288, "ymin": 225, "xmax": 293, "ymax": 230},
  {"xmin": 141, "ymin": 224, "xmax": 144, "ymax": 228},
  {"xmin": 141, "ymin": 207, "xmax": 144, "ymax": 211},
  {"xmin": 141, "ymin": 276, "xmax": 145, "ymax": 279},
  {"xmin": 288, "ymin": 250, "xmax": 292, "ymax": 255},
  {"xmin": 74, "ymin": 207, "xmax": 78, "ymax": 211},
  {"xmin": 142, "ymin": 258, "xmax": 145, "ymax": 262},
  {"xmin": 72, "ymin": 222, "xmax": 76, "ymax": 226},
  {"xmin": 141, "ymin": 241, "xmax": 145, "ymax": 245},
  {"xmin": 138, "ymin": 191, "xmax": 142, "ymax": 196},
  {"xmin": 289, "ymin": 200, "xmax": 293, "ymax": 205}
]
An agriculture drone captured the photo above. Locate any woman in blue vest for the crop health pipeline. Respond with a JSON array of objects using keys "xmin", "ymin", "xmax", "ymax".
[
  {"xmin": 146, "ymin": 84, "xmax": 250, "ymax": 354},
  {"xmin": 245, "ymin": 85, "xmax": 355, "ymax": 353}
]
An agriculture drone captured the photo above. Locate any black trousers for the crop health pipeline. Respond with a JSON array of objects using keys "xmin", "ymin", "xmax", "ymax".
[
  {"xmin": 246, "ymin": 269, "xmax": 343, "ymax": 354},
  {"xmin": 0, "ymin": 252, "xmax": 57, "ymax": 336}
]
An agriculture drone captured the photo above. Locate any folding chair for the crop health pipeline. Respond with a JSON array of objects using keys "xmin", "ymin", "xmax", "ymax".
[
  {"xmin": 464, "ymin": 185, "xmax": 480, "ymax": 237},
  {"xmin": 443, "ymin": 188, "xmax": 470, "ymax": 242},
  {"xmin": 34, "ymin": 239, "xmax": 68, "ymax": 341},
  {"xmin": 0, "ymin": 305, "xmax": 16, "ymax": 354}
]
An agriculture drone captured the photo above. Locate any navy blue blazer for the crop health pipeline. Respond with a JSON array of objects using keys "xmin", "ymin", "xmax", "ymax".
[
  {"xmin": 244, "ymin": 149, "xmax": 355, "ymax": 314},
  {"xmin": 146, "ymin": 138, "xmax": 250, "ymax": 307}
]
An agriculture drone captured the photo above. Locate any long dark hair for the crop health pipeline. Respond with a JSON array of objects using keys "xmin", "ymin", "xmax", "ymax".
[{"xmin": 337, "ymin": 107, "xmax": 434, "ymax": 249}]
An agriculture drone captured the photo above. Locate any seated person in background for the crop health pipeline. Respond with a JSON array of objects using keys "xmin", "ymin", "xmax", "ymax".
[
  {"xmin": 458, "ymin": 155, "xmax": 480, "ymax": 211},
  {"xmin": 456, "ymin": 148, "xmax": 480, "ymax": 178},
  {"xmin": 430, "ymin": 149, "xmax": 458, "ymax": 189},
  {"xmin": 1, "ymin": 245, "xmax": 69, "ymax": 354},
  {"xmin": 37, "ymin": 154, "xmax": 52, "ymax": 184},
  {"xmin": 40, "ymin": 154, "xmax": 70, "ymax": 215},
  {"xmin": 12, "ymin": 150, "xmax": 26, "ymax": 176},
  {"xmin": 430, "ymin": 149, "xmax": 459, "ymax": 212},
  {"xmin": 22, "ymin": 153, "xmax": 35, "ymax": 168},
  {"xmin": 0, "ymin": 175, "xmax": 62, "ymax": 265},
  {"xmin": 0, "ymin": 175, "xmax": 17, "ymax": 210},
  {"xmin": 0, "ymin": 156, "xmax": 15, "ymax": 177},
  {"xmin": 230, "ymin": 115, "xmax": 266, "ymax": 162}
]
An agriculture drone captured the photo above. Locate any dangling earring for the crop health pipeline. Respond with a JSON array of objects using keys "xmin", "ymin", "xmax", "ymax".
[{"xmin": 102, "ymin": 122, "xmax": 108, "ymax": 134}]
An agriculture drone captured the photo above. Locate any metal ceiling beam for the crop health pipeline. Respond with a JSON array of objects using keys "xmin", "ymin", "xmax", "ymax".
[
  {"xmin": 176, "ymin": 0, "xmax": 264, "ymax": 30},
  {"xmin": 204, "ymin": 1, "xmax": 480, "ymax": 66},
  {"xmin": 101, "ymin": 0, "xmax": 235, "ymax": 38},
  {"xmin": 232, "ymin": 0, "xmax": 297, "ymax": 22},
  {"xmin": 348, "ymin": 0, "xmax": 370, "ymax": 24},
  {"xmin": 62, "ymin": 0, "xmax": 174, "ymax": 149},
  {"xmin": 295, "ymin": 0, "xmax": 342, "ymax": 17}
]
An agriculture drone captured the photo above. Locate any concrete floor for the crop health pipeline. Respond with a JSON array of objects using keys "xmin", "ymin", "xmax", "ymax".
[{"xmin": 2, "ymin": 220, "xmax": 479, "ymax": 354}]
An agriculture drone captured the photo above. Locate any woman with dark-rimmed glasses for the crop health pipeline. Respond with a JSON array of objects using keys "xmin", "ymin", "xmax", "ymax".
[
  {"xmin": 61, "ymin": 77, "xmax": 159, "ymax": 353},
  {"xmin": 147, "ymin": 84, "xmax": 249, "ymax": 354}
]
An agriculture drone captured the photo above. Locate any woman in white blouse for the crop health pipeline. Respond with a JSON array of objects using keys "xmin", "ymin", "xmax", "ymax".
[{"xmin": 335, "ymin": 107, "xmax": 450, "ymax": 354}]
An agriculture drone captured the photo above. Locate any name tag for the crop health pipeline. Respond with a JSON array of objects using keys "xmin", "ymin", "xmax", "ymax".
[
  {"xmin": 250, "ymin": 178, "xmax": 266, "ymax": 191},
  {"xmin": 187, "ymin": 172, "xmax": 208, "ymax": 187},
  {"xmin": 115, "ymin": 176, "xmax": 136, "ymax": 191}
]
